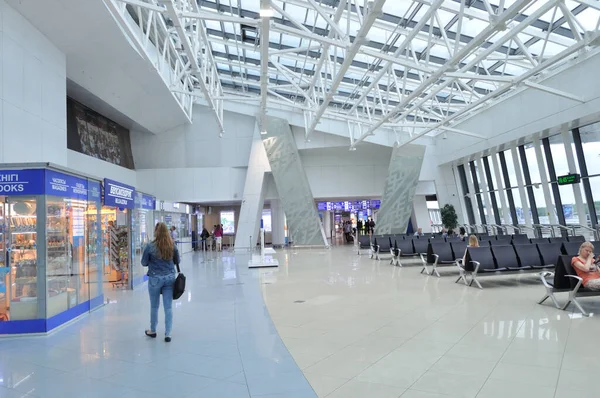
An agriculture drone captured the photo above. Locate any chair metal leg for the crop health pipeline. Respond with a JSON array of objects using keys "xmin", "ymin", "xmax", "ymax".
[
  {"xmin": 469, "ymin": 274, "xmax": 483, "ymax": 289},
  {"xmin": 432, "ymin": 266, "xmax": 441, "ymax": 278}
]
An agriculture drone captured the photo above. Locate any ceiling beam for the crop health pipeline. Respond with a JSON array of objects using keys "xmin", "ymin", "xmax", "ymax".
[
  {"xmin": 160, "ymin": 0, "xmax": 225, "ymax": 135},
  {"xmin": 304, "ymin": 0, "xmax": 387, "ymax": 140},
  {"xmin": 259, "ymin": 0, "xmax": 271, "ymax": 133}
]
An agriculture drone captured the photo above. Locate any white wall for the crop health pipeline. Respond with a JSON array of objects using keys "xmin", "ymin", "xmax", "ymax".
[
  {"xmin": 136, "ymin": 167, "xmax": 246, "ymax": 203},
  {"xmin": 300, "ymin": 145, "xmax": 392, "ymax": 198},
  {"xmin": 67, "ymin": 150, "xmax": 137, "ymax": 186},
  {"xmin": 131, "ymin": 107, "xmax": 256, "ymax": 169},
  {"xmin": 0, "ymin": 0, "xmax": 67, "ymax": 166}
]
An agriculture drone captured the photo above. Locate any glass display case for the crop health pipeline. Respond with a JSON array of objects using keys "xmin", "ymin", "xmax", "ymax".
[
  {"xmin": 0, "ymin": 168, "xmax": 106, "ymax": 335},
  {"xmin": 2, "ymin": 196, "xmax": 41, "ymax": 321}
]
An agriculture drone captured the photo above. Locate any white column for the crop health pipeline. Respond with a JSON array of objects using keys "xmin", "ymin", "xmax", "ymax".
[
  {"xmin": 562, "ymin": 130, "xmax": 587, "ymax": 226},
  {"xmin": 413, "ymin": 197, "xmax": 431, "ymax": 233},
  {"xmin": 452, "ymin": 165, "xmax": 469, "ymax": 225},
  {"xmin": 533, "ymin": 137, "xmax": 557, "ymax": 224},
  {"xmin": 270, "ymin": 198, "xmax": 285, "ymax": 247},
  {"xmin": 235, "ymin": 125, "xmax": 271, "ymax": 250},
  {"xmin": 490, "ymin": 151, "xmax": 512, "ymax": 225},
  {"xmin": 323, "ymin": 211, "xmax": 332, "ymax": 240},
  {"xmin": 511, "ymin": 146, "xmax": 532, "ymax": 227}
]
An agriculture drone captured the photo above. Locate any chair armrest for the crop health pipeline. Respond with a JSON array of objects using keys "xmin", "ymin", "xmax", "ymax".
[
  {"xmin": 539, "ymin": 271, "xmax": 555, "ymax": 289},
  {"xmin": 565, "ymin": 274, "xmax": 584, "ymax": 293}
]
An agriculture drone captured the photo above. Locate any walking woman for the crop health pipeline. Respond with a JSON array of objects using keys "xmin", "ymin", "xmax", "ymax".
[{"xmin": 142, "ymin": 222, "xmax": 180, "ymax": 342}]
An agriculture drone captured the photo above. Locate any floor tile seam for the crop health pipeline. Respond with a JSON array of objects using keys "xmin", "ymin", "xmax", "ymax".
[
  {"xmin": 239, "ymin": 266, "xmax": 317, "ymax": 397},
  {"xmin": 393, "ymin": 304, "xmax": 495, "ymax": 394},
  {"xmin": 472, "ymin": 316, "xmax": 541, "ymax": 397},
  {"xmin": 552, "ymin": 308, "xmax": 574, "ymax": 398}
]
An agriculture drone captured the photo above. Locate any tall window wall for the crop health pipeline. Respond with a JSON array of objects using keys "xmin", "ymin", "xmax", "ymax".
[{"xmin": 455, "ymin": 123, "xmax": 600, "ymax": 236}]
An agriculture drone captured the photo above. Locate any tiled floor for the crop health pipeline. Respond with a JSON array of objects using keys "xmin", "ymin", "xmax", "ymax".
[
  {"xmin": 2, "ymin": 245, "xmax": 600, "ymax": 398},
  {"xmin": 260, "ymin": 245, "xmax": 600, "ymax": 398},
  {"xmin": 0, "ymin": 251, "xmax": 314, "ymax": 398}
]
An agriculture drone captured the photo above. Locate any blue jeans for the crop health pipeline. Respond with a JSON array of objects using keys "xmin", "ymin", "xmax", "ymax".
[{"xmin": 148, "ymin": 274, "xmax": 176, "ymax": 336}]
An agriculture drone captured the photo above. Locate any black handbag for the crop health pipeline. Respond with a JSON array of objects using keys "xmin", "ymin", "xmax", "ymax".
[{"xmin": 173, "ymin": 263, "xmax": 186, "ymax": 300}]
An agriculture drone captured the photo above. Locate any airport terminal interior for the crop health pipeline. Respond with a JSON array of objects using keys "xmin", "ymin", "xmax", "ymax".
[{"xmin": 1, "ymin": 0, "xmax": 600, "ymax": 396}]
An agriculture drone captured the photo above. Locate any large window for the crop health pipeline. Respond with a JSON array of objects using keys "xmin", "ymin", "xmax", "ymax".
[
  {"xmin": 502, "ymin": 149, "xmax": 519, "ymax": 187},
  {"xmin": 548, "ymin": 134, "xmax": 569, "ymax": 176}
]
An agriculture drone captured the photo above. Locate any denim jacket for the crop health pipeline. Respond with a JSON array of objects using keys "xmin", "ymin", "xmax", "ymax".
[{"xmin": 141, "ymin": 242, "xmax": 179, "ymax": 277}]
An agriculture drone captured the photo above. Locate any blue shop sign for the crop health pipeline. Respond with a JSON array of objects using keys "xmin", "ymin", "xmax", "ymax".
[
  {"xmin": 141, "ymin": 194, "xmax": 155, "ymax": 210},
  {"xmin": 0, "ymin": 169, "xmax": 45, "ymax": 195},
  {"xmin": 88, "ymin": 180, "xmax": 101, "ymax": 202},
  {"xmin": 45, "ymin": 170, "xmax": 88, "ymax": 200},
  {"xmin": 104, "ymin": 179, "xmax": 135, "ymax": 209}
]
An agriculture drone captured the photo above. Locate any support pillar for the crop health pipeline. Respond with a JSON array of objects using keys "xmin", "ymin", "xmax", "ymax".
[
  {"xmin": 262, "ymin": 117, "xmax": 327, "ymax": 247},
  {"xmin": 375, "ymin": 144, "xmax": 426, "ymax": 235},
  {"xmin": 235, "ymin": 125, "xmax": 271, "ymax": 251}
]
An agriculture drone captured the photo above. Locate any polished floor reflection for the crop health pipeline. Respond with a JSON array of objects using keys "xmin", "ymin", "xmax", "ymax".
[
  {"xmin": 260, "ymin": 246, "xmax": 600, "ymax": 398},
  {"xmin": 0, "ymin": 251, "xmax": 314, "ymax": 398},
  {"xmin": 3, "ymin": 246, "xmax": 600, "ymax": 398}
]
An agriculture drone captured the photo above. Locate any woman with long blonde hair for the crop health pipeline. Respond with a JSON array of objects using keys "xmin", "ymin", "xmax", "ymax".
[{"xmin": 141, "ymin": 222, "xmax": 180, "ymax": 342}]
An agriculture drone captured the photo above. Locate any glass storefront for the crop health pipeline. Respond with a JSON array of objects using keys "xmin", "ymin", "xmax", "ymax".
[{"xmin": 0, "ymin": 168, "xmax": 105, "ymax": 334}]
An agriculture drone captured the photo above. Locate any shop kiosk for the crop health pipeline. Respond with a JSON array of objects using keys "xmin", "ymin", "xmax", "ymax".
[{"xmin": 0, "ymin": 168, "xmax": 104, "ymax": 335}]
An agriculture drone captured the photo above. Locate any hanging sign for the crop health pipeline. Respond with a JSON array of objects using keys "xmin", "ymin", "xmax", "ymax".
[
  {"xmin": 141, "ymin": 194, "xmax": 156, "ymax": 210},
  {"xmin": 103, "ymin": 179, "xmax": 136, "ymax": 209},
  {"xmin": 0, "ymin": 169, "xmax": 45, "ymax": 195},
  {"xmin": 557, "ymin": 173, "xmax": 581, "ymax": 185}
]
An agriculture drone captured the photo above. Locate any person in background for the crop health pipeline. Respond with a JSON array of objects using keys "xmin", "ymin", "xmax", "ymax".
[
  {"xmin": 414, "ymin": 227, "xmax": 423, "ymax": 237},
  {"xmin": 458, "ymin": 227, "xmax": 467, "ymax": 241},
  {"xmin": 142, "ymin": 222, "xmax": 179, "ymax": 343},
  {"xmin": 357, "ymin": 219, "xmax": 363, "ymax": 236},
  {"xmin": 169, "ymin": 226, "xmax": 178, "ymax": 242},
  {"xmin": 368, "ymin": 218, "xmax": 375, "ymax": 236},
  {"xmin": 571, "ymin": 242, "xmax": 600, "ymax": 291},
  {"xmin": 441, "ymin": 228, "xmax": 448, "ymax": 238},
  {"xmin": 200, "ymin": 227, "xmax": 210, "ymax": 251},
  {"xmin": 214, "ymin": 224, "xmax": 223, "ymax": 251},
  {"xmin": 462, "ymin": 234, "xmax": 480, "ymax": 265}
]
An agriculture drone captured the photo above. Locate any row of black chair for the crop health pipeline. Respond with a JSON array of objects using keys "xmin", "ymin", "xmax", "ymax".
[
  {"xmin": 422, "ymin": 240, "xmax": 596, "ymax": 284},
  {"xmin": 539, "ymin": 255, "xmax": 600, "ymax": 316}
]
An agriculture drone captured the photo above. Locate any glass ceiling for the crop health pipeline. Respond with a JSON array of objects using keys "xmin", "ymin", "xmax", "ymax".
[{"xmin": 126, "ymin": 0, "xmax": 600, "ymax": 139}]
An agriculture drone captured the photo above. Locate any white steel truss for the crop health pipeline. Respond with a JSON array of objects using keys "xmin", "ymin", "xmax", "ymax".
[{"xmin": 111, "ymin": 0, "xmax": 600, "ymax": 143}]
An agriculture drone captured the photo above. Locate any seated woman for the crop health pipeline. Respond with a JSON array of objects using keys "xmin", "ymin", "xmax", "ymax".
[
  {"xmin": 571, "ymin": 241, "xmax": 600, "ymax": 291},
  {"xmin": 462, "ymin": 235, "xmax": 479, "ymax": 265},
  {"xmin": 458, "ymin": 227, "xmax": 467, "ymax": 241}
]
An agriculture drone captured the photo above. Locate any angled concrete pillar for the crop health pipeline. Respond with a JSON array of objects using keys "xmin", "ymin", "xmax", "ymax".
[
  {"xmin": 263, "ymin": 117, "xmax": 327, "ymax": 247},
  {"xmin": 375, "ymin": 144, "xmax": 426, "ymax": 235},
  {"xmin": 235, "ymin": 125, "xmax": 271, "ymax": 250}
]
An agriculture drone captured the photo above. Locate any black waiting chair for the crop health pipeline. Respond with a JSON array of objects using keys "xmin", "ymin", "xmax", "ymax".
[
  {"xmin": 539, "ymin": 255, "xmax": 600, "ymax": 316},
  {"xmin": 562, "ymin": 242, "xmax": 581, "ymax": 256},
  {"xmin": 492, "ymin": 245, "xmax": 523, "ymax": 271},
  {"xmin": 513, "ymin": 244, "xmax": 546, "ymax": 269},
  {"xmin": 358, "ymin": 235, "xmax": 371, "ymax": 256},
  {"xmin": 394, "ymin": 239, "xmax": 417, "ymax": 266},
  {"xmin": 537, "ymin": 243, "xmax": 563, "ymax": 267},
  {"xmin": 568, "ymin": 235, "xmax": 585, "ymax": 243},
  {"xmin": 421, "ymin": 242, "xmax": 457, "ymax": 277},
  {"xmin": 531, "ymin": 238, "xmax": 550, "ymax": 245},
  {"xmin": 458, "ymin": 247, "xmax": 500, "ymax": 288},
  {"xmin": 372, "ymin": 237, "xmax": 393, "ymax": 261},
  {"xmin": 450, "ymin": 241, "xmax": 467, "ymax": 261},
  {"xmin": 479, "ymin": 235, "xmax": 494, "ymax": 241},
  {"xmin": 549, "ymin": 237, "xmax": 568, "ymax": 244},
  {"xmin": 512, "ymin": 234, "xmax": 531, "ymax": 244},
  {"xmin": 413, "ymin": 239, "xmax": 430, "ymax": 255},
  {"xmin": 445, "ymin": 237, "xmax": 463, "ymax": 243},
  {"xmin": 496, "ymin": 235, "xmax": 512, "ymax": 241}
]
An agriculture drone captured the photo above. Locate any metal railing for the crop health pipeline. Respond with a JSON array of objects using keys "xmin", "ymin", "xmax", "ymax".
[{"xmin": 570, "ymin": 224, "xmax": 598, "ymax": 241}]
